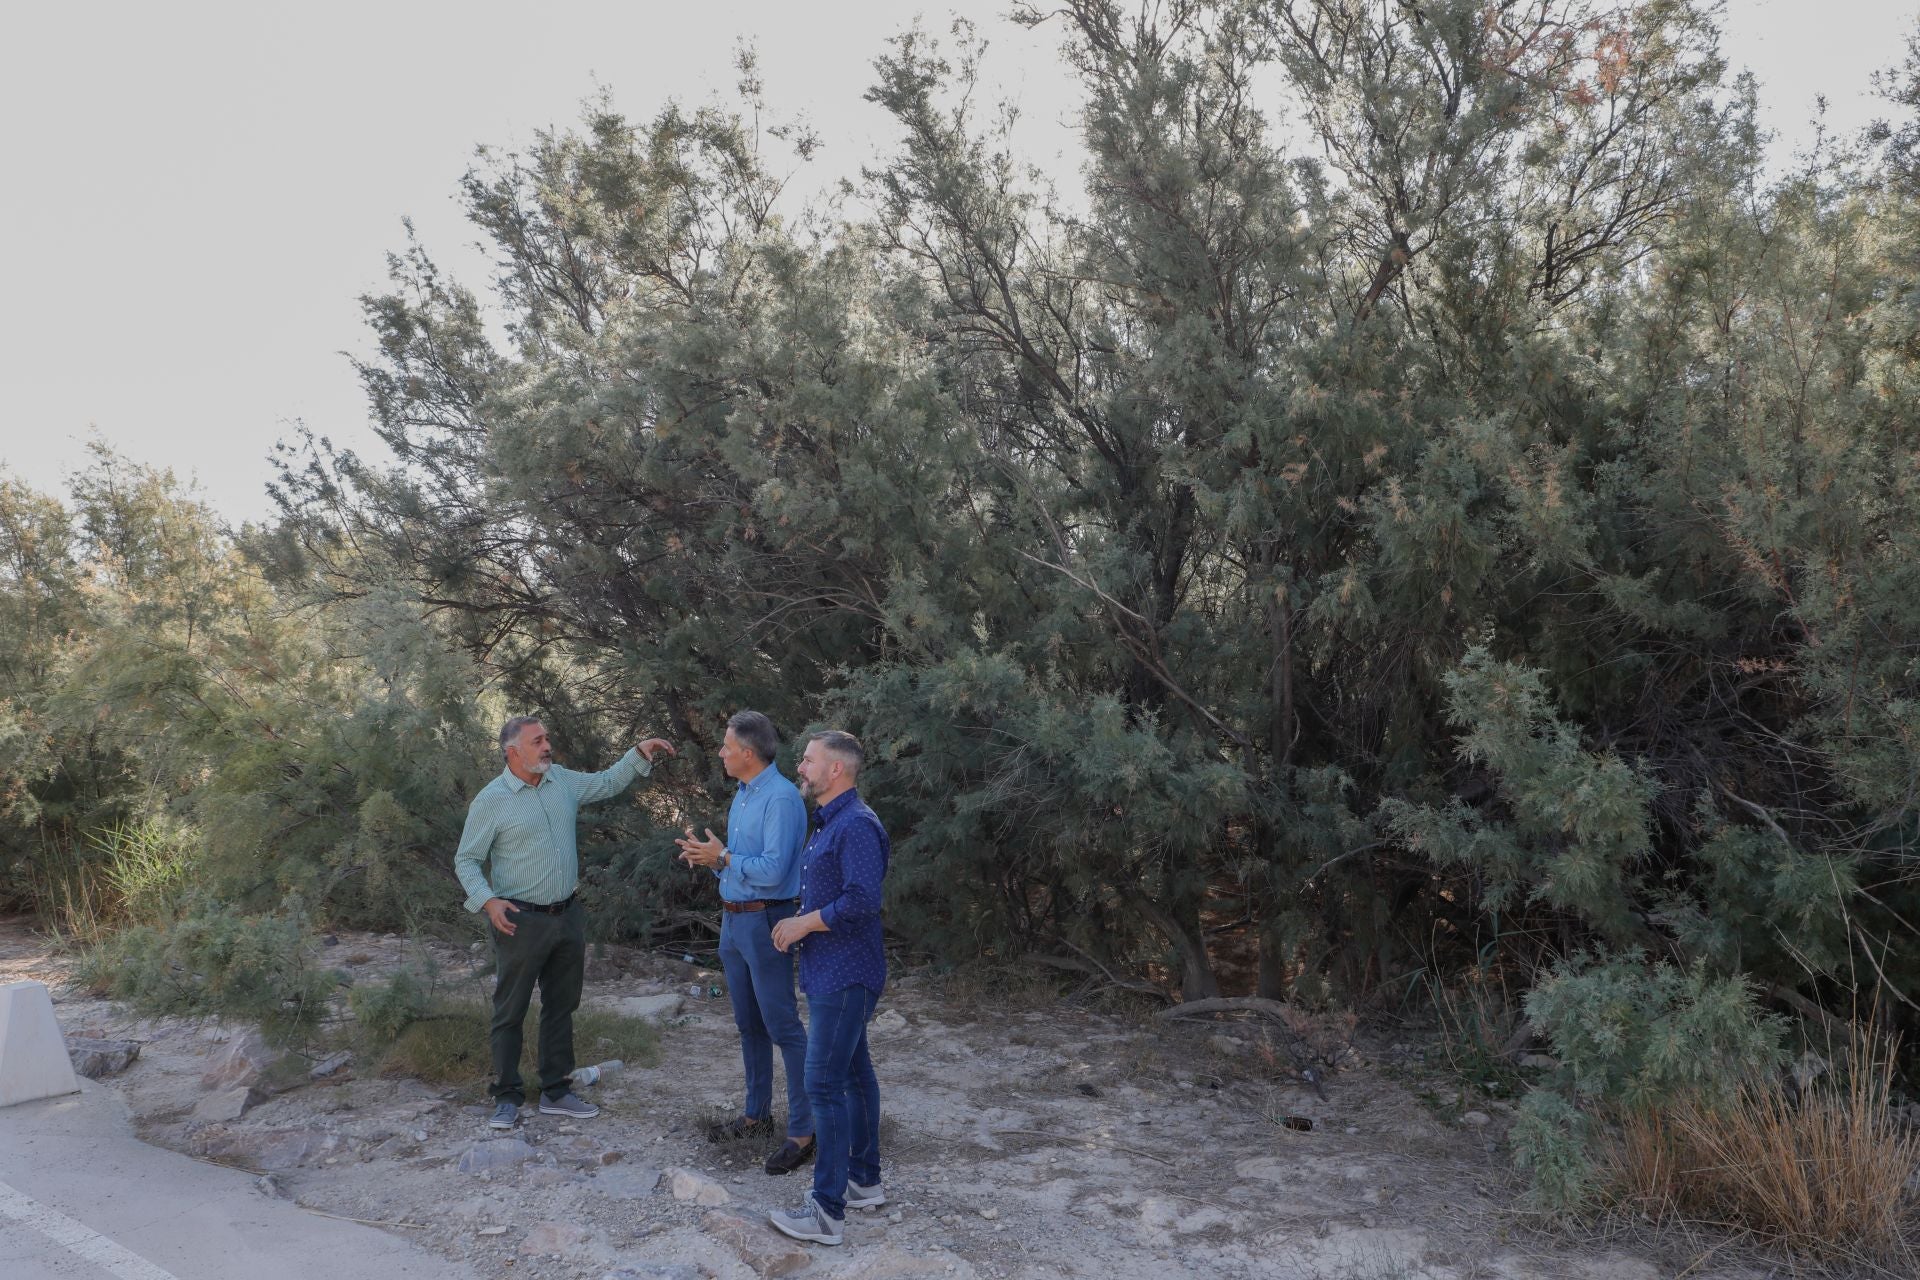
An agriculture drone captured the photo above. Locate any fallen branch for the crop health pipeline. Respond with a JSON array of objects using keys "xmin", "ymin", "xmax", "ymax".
[
  {"xmin": 1034, "ymin": 940, "xmax": 1173, "ymax": 1000},
  {"xmin": 1157, "ymin": 997, "xmax": 1336, "ymax": 1098},
  {"xmin": 1156, "ymin": 996, "xmax": 1297, "ymax": 1025}
]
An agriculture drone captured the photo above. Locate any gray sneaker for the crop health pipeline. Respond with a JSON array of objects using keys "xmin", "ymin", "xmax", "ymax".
[
  {"xmin": 768, "ymin": 1191, "xmax": 844, "ymax": 1246},
  {"xmin": 488, "ymin": 1101, "xmax": 518, "ymax": 1130},
  {"xmin": 845, "ymin": 1179, "xmax": 886, "ymax": 1209},
  {"xmin": 537, "ymin": 1091, "xmax": 600, "ymax": 1118}
]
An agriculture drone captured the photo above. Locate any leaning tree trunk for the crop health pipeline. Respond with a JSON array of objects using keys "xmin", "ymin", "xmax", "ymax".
[{"xmin": 1132, "ymin": 889, "xmax": 1220, "ymax": 1002}]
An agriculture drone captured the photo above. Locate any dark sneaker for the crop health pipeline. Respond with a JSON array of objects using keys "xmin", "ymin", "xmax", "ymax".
[
  {"xmin": 768, "ymin": 1190, "xmax": 843, "ymax": 1245},
  {"xmin": 537, "ymin": 1091, "xmax": 599, "ymax": 1118},
  {"xmin": 763, "ymin": 1138, "xmax": 817, "ymax": 1175},
  {"xmin": 489, "ymin": 1101, "xmax": 519, "ymax": 1130},
  {"xmin": 845, "ymin": 1178, "xmax": 885, "ymax": 1208},
  {"xmin": 706, "ymin": 1113, "xmax": 774, "ymax": 1143}
]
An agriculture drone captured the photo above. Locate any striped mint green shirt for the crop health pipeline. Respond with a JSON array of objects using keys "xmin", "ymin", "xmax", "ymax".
[{"xmin": 453, "ymin": 749, "xmax": 650, "ymax": 913}]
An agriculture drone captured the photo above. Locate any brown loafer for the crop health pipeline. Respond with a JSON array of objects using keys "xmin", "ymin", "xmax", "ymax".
[{"xmin": 764, "ymin": 1138, "xmax": 816, "ymax": 1175}]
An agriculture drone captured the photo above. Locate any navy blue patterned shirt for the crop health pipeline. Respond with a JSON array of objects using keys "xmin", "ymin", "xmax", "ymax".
[{"xmin": 796, "ymin": 788, "xmax": 890, "ymax": 997}]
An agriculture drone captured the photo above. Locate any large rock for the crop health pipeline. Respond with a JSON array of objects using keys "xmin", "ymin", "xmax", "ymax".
[
  {"xmin": 870, "ymin": 1009, "xmax": 909, "ymax": 1035},
  {"xmin": 701, "ymin": 1211, "xmax": 811, "ymax": 1277},
  {"xmin": 458, "ymin": 1138, "xmax": 541, "ymax": 1174},
  {"xmin": 200, "ymin": 1029, "xmax": 280, "ymax": 1089},
  {"xmin": 607, "ymin": 994, "xmax": 685, "ymax": 1023},
  {"xmin": 68, "ymin": 1037, "xmax": 141, "ymax": 1079},
  {"xmin": 668, "ymin": 1167, "xmax": 730, "ymax": 1206},
  {"xmin": 192, "ymin": 1084, "xmax": 263, "ymax": 1123},
  {"xmin": 309, "ymin": 1049, "xmax": 353, "ymax": 1080},
  {"xmin": 192, "ymin": 1126, "xmax": 342, "ymax": 1171}
]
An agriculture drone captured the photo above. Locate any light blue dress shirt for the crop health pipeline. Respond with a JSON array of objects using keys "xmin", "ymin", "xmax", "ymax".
[{"xmin": 714, "ymin": 765, "xmax": 807, "ymax": 903}]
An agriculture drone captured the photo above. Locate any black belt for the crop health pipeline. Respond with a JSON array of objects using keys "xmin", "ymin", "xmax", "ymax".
[{"xmin": 507, "ymin": 894, "xmax": 576, "ymax": 915}]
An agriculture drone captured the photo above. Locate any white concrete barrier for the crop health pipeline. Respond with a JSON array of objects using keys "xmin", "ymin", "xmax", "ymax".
[{"xmin": 0, "ymin": 981, "xmax": 81, "ymax": 1107}]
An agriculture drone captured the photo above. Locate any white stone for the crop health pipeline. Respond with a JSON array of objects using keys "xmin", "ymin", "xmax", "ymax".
[
  {"xmin": 0, "ymin": 981, "xmax": 81, "ymax": 1107},
  {"xmin": 668, "ymin": 1167, "xmax": 730, "ymax": 1206},
  {"xmin": 607, "ymin": 994, "xmax": 685, "ymax": 1023}
]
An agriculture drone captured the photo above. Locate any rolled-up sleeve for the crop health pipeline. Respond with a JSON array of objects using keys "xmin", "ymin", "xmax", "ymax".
[
  {"xmin": 818, "ymin": 821, "xmax": 885, "ymax": 931},
  {"xmin": 453, "ymin": 802, "xmax": 498, "ymax": 913}
]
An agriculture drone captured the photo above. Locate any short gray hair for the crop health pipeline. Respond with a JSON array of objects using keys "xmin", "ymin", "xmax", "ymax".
[
  {"xmin": 811, "ymin": 729, "xmax": 864, "ymax": 778},
  {"xmin": 499, "ymin": 716, "xmax": 543, "ymax": 760},
  {"xmin": 727, "ymin": 710, "xmax": 780, "ymax": 765}
]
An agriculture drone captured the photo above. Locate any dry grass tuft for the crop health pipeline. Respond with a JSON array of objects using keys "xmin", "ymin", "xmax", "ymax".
[
  {"xmin": 376, "ymin": 997, "xmax": 660, "ymax": 1086},
  {"xmin": 1605, "ymin": 1023, "xmax": 1920, "ymax": 1268}
]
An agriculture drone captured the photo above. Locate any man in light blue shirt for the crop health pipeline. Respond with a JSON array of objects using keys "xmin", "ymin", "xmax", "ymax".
[
  {"xmin": 456, "ymin": 715, "xmax": 675, "ymax": 1130},
  {"xmin": 676, "ymin": 710, "xmax": 812, "ymax": 1175}
]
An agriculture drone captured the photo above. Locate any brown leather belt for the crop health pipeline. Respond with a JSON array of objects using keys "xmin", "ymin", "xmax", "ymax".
[{"xmin": 723, "ymin": 899, "xmax": 799, "ymax": 914}]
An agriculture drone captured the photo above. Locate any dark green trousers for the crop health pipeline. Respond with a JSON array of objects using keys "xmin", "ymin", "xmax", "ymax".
[{"xmin": 488, "ymin": 899, "xmax": 586, "ymax": 1104}]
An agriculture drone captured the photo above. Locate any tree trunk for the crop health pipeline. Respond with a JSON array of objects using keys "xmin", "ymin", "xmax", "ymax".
[{"xmin": 1132, "ymin": 891, "xmax": 1220, "ymax": 1002}]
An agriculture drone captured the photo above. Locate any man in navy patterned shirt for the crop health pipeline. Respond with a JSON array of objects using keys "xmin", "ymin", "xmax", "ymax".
[{"xmin": 767, "ymin": 730, "xmax": 890, "ymax": 1247}]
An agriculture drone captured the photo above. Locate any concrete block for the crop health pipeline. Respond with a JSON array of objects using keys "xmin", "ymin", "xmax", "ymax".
[{"xmin": 0, "ymin": 981, "xmax": 81, "ymax": 1107}]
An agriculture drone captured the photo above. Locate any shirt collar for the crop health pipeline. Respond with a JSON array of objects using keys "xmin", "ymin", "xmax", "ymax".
[
  {"xmin": 738, "ymin": 765, "xmax": 782, "ymax": 793},
  {"xmin": 502, "ymin": 766, "xmax": 537, "ymax": 792},
  {"xmin": 811, "ymin": 787, "xmax": 861, "ymax": 828}
]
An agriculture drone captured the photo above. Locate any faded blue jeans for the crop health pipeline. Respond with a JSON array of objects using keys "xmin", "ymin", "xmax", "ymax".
[
  {"xmin": 804, "ymin": 983, "xmax": 881, "ymax": 1219},
  {"xmin": 718, "ymin": 904, "xmax": 813, "ymax": 1139}
]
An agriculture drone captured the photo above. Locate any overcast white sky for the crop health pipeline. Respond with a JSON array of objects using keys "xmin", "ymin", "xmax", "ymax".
[{"xmin": 2, "ymin": 0, "xmax": 1914, "ymax": 524}]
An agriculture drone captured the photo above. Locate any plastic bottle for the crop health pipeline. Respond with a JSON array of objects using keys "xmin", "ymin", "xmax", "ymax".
[{"xmin": 570, "ymin": 1059, "xmax": 623, "ymax": 1086}]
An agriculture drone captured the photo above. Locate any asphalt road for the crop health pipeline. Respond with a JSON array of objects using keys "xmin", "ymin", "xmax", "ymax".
[{"xmin": 0, "ymin": 1081, "xmax": 475, "ymax": 1280}]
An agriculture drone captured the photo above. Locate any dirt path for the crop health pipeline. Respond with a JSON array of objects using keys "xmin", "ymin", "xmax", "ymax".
[{"xmin": 0, "ymin": 921, "xmax": 1753, "ymax": 1280}]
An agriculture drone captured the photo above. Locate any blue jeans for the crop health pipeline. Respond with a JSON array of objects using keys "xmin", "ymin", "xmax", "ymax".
[
  {"xmin": 718, "ymin": 904, "xmax": 812, "ymax": 1139},
  {"xmin": 804, "ymin": 983, "xmax": 881, "ymax": 1219}
]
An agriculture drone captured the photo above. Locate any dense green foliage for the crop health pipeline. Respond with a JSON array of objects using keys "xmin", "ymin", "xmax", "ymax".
[{"xmin": 8, "ymin": 0, "xmax": 1920, "ymax": 1212}]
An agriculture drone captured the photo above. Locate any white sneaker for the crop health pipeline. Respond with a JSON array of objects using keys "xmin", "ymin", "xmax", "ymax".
[
  {"xmin": 768, "ymin": 1191, "xmax": 844, "ymax": 1245},
  {"xmin": 845, "ymin": 1179, "xmax": 886, "ymax": 1209}
]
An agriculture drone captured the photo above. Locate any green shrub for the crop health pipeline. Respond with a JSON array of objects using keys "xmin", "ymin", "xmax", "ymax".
[
  {"xmin": 1525, "ymin": 955, "xmax": 1786, "ymax": 1110},
  {"xmin": 1512, "ymin": 953, "xmax": 1788, "ymax": 1212},
  {"xmin": 1511, "ymin": 1089, "xmax": 1598, "ymax": 1213},
  {"xmin": 79, "ymin": 908, "xmax": 338, "ymax": 1042},
  {"xmin": 347, "ymin": 966, "xmax": 432, "ymax": 1046}
]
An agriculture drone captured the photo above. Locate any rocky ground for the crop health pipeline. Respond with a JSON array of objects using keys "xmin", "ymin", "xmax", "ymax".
[{"xmin": 0, "ymin": 919, "xmax": 1770, "ymax": 1280}]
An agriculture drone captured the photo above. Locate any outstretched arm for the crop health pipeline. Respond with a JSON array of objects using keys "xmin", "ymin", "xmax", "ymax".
[{"xmin": 570, "ymin": 739, "xmax": 673, "ymax": 805}]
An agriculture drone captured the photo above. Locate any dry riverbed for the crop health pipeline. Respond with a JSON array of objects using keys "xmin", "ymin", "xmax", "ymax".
[{"xmin": 0, "ymin": 919, "xmax": 1768, "ymax": 1280}]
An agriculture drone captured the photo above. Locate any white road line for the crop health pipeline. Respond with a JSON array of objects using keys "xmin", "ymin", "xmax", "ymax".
[{"xmin": 0, "ymin": 1178, "xmax": 180, "ymax": 1280}]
